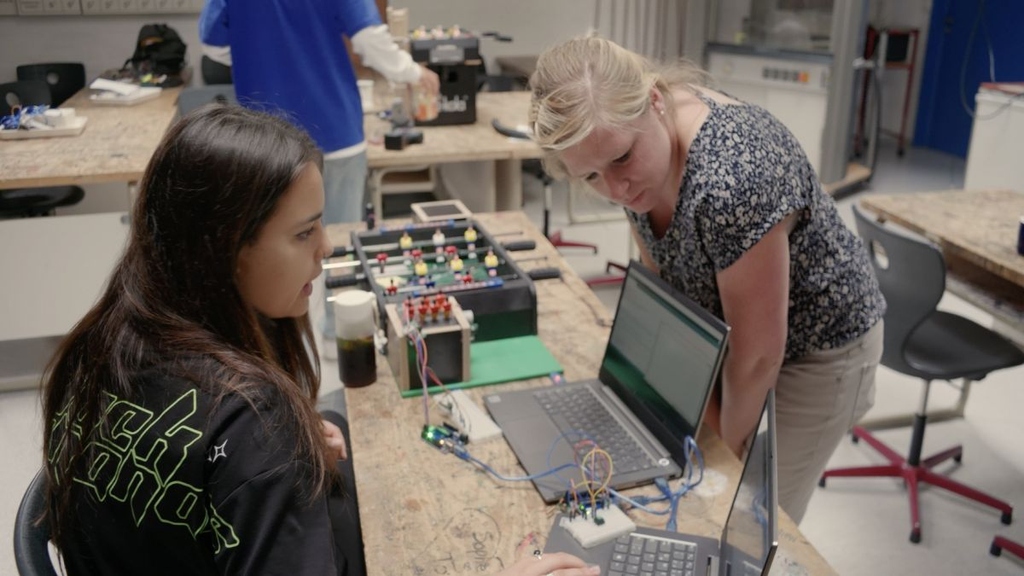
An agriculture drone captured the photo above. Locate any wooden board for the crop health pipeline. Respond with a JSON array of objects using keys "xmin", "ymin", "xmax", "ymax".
[
  {"xmin": 365, "ymin": 91, "xmax": 539, "ymax": 169},
  {"xmin": 0, "ymin": 87, "xmax": 180, "ymax": 189},
  {"xmin": 0, "ymin": 116, "xmax": 88, "ymax": 140},
  {"xmin": 861, "ymin": 189, "xmax": 1024, "ymax": 289}
]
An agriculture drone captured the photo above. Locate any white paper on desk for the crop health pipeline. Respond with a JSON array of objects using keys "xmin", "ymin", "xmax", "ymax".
[{"xmin": 88, "ymin": 78, "xmax": 162, "ymax": 102}]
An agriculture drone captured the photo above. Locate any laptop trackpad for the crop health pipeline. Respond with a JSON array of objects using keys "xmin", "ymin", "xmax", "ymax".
[{"xmin": 501, "ymin": 415, "xmax": 575, "ymax": 461}]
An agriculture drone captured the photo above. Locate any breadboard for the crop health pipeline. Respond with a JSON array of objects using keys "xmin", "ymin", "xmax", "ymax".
[
  {"xmin": 559, "ymin": 504, "xmax": 636, "ymax": 549},
  {"xmin": 441, "ymin": 389, "xmax": 502, "ymax": 443}
]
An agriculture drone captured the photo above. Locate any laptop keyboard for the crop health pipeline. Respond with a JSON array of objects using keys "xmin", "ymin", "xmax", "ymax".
[
  {"xmin": 609, "ymin": 533, "xmax": 700, "ymax": 576},
  {"xmin": 535, "ymin": 387, "xmax": 655, "ymax": 474}
]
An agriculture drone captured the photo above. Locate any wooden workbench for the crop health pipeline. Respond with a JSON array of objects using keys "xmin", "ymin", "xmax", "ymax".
[
  {"xmin": 364, "ymin": 91, "xmax": 539, "ymax": 214},
  {"xmin": 364, "ymin": 91, "xmax": 538, "ymax": 168},
  {"xmin": 330, "ymin": 211, "xmax": 836, "ymax": 576},
  {"xmin": 861, "ymin": 189, "xmax": 1024, "ymax": 289},
  {"xmin": 861, "ymin": 189, "xmax": 1024, "ymax": 342},
  {"xmin": 0, "ymin": 87, "xmax": 180, "ymax": 390},
  {"xmin": 0, "ymin": 87, "xmax": 181, "ymax": 189}
]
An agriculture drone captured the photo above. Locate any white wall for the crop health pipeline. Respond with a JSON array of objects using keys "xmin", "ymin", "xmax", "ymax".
[
  {"xmin": 2, "ymin": 3, "xmax": 690, "ymax": 89},
  {"xmin": 0, "ymin": 14, "xmax": 202, "ymax": 85}
]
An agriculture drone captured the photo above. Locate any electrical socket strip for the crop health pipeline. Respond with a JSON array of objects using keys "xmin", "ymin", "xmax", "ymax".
[
  {"xmin": 560, "ymin": 504, "xmax": 637, "ymax": 549},
  {"xmin": 442, "ymin": 390, "xmax": 502, "ymax": 443}
]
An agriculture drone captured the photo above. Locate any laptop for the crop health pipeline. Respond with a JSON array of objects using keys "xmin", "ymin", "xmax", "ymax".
[
  {"xmin": 544, "ymin": 390, "xmax": 779, "ymax": 576},
  {"xmin": 483, "ymin": 261, "xmax": 730, "ymax": 503}
]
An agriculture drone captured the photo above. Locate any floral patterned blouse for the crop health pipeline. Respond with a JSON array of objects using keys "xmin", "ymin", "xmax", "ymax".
[{"xmin": 627, "ymin": 92, "xmax": 885, "ymax": 361}]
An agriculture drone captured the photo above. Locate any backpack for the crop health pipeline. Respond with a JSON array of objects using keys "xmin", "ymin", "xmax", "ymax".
[{"xmin": 125, "ymin": 24, "xmax": 188, "ymax": 77}]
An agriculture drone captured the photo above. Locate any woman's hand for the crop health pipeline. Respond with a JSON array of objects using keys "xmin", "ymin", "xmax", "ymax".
[
  {"xmin": 491, "ymin": 552, "xmax": 600, "ymax": 576},
  {"xmin": 322, "ymin": 419, "xmax": 348, "ymax": 461},
  {"xmin": 418, "ymin": 65, "xmax": 440, "ymax": 96}
]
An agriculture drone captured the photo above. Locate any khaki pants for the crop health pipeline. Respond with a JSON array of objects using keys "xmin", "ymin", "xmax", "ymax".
[{"xmin": 774, "ymin": 320, "xmax": 884, "ymax": 524}]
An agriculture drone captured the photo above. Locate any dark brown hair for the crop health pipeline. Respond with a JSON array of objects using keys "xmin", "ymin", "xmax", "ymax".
[{"xmin": 41, "ymin": 104, "xmax": 330, "ymax": 546}]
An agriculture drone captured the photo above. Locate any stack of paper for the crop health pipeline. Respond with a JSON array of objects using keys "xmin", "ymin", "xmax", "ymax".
[{"xmin": 89, "ymin": 78, "xmax": 162, "ymax": 106}]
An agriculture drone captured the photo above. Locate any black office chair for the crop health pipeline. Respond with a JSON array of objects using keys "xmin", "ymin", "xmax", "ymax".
[
  {"xmin": 13, "ymin": 469, "xmax": 59, "ymax": 576},
  {"xmin": 16, "ymin": 63, "xmax": 86, "ymax": 108},
  {"xmin": 1, "ymin": 79, "xmax": 51, "ymax": 109},
  {"xmin": 176, "ymin": 85, "xmax": 238, "ymax": 116},
  {"xmin": 819, "ymin": 205, "xmax": 1024, "ymax": 544},
  {"xmin": 0, "ymin": 80, "xmax": 85, "ymax": 218},
  {"xmin": 200, "ymin": 55, "xmax": 233, "ymax": 85}
]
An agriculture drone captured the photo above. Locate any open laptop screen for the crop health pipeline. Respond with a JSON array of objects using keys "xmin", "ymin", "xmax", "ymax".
[
  {"xmin": 598, "ymin": 262, "xmax": 729, "ymax": 443},
  {"xmin": 720, "ymin": 392, "xmax": 779, "ymax": 576}
]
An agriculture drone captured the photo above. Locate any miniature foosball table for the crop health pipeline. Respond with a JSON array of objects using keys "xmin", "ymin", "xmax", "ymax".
[{"xmin": 328, "ymin": 218, "xmax": 561, "ymax": 393}]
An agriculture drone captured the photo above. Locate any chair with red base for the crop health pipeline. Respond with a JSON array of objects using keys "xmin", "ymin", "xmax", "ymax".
[
  {"xmin": 492, "ymin": 118, "xmax": 627, "ymax": 286},
  {"xmin": 991, "ymin": 536, "xmax": 1024, "ymax": 562},
  {"xmin": 818, "ymin": 206, "xmax": 1024, "ymax": 544},
  {"xmin": 586, "ymin": 261, "xmax": 627, "ymax": 287},
  {"xmin": 530, "ymin": 161, "xmax": 629, "ymax": 286},
  {"xmin": 534, "ymin": 165, "xmax": 598, "ymax": 253},
  {"xmin": 489, "ymin": 119, "xmax": 600, "ymax": 255}
]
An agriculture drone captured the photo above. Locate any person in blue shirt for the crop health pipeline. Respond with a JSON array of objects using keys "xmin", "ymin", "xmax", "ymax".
[
  {"xmin": 200, "ymin": 0, "xmax": 437, "ymax": 223},
  {"xmin": 199, "ymin": 0, "xmax": 439, "ymax": 347}
]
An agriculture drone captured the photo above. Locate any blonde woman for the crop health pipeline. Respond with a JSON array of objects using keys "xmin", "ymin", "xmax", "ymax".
[{"xmin": 530, "ymin": 36, "xmax": 885, "ymax": 524}]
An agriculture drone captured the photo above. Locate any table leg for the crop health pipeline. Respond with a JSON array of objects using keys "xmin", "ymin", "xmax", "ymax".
[{"xmin": 495, "ymin": 158, "xmax": 522, "ymax": 211}]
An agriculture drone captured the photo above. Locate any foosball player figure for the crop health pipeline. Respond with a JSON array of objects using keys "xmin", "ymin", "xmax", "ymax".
[
  {"xmin": 399, "ymin": 231, "xmax": 414, "ymax": 251},
  {"xmin": 414, "ymin": 259, "xmax": 429, "ymax": 277},
  {"xmin": 425, "ymin": 275, "xmax": 436, "ymax": 289},
  {"xmin": 364, "ymin": 202, "xmax": 376, "ymax": 230},
  {"xmin": 376, "ymin": 252, "xmax": 388, "ymax": 273},
  {"xmin": 432, "ymin": 229, "xmax": 446, "ymax": 253},
  {"xmin": 449, "ymin": 255, "xmax": 464, "ymax": 272},
  {"xmin": 464, "ymin": 225, "xmax": 478, "ymax": 244},
  {"xmin": 442, "ymin": 300, "xmax": 453, "ymax": 321},
  {"xmin": 386, "ymin": 278, "xmax": 398, "ymax": 296},
  {"xmin": 484, "ymin": 249, "xmax": 499, "ymax": 277}
]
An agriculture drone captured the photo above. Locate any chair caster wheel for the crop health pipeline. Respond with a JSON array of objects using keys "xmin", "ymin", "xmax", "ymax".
[
  {"xmin": 910, "ymin": 530, "xmax": 921, "ymax": 544},
  {"xmin": 818, "ymin": 477, "xmax": 826, "ymax": 488},
  {"xmin": 991, "ymin": 542, "xmax": 1003, "ymax": 556},
  {"xmin": 851, "ymin": 434, "xmax": 860, "ymax": 444},
  {"xmin": 1001, "ymin": 511, "xmax": 1012, "ymax": 525}
]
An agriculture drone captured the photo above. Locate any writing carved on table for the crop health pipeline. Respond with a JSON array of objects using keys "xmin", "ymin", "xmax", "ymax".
[{"xmin": 412, "ymin": 508, "xmax": 506, "ymax": 574}]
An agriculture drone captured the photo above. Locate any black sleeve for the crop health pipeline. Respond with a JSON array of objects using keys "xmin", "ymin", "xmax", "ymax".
[{"xmin": 205, "ymin": 397, "xmax": 340, "ymax": 576}]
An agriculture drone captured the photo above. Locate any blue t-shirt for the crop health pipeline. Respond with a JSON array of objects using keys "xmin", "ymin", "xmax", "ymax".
[{"xmin": 199, "ymin": 0, "xmax": 380, "ymax": 152}]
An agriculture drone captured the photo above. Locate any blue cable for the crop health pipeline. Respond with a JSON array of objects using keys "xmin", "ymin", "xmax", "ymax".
[
  {"xmin": 607, "ymin": 488, "xmax": 672, "ymax": 515},
  {"xmin": 607, "ymin": 436, "xmax": 705, "ymax": 529}
]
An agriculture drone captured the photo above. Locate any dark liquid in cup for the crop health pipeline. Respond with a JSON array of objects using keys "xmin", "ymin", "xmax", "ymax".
[{"xmin": 337, "ymin": 336, "xmax": 376, "ymax": 388}]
